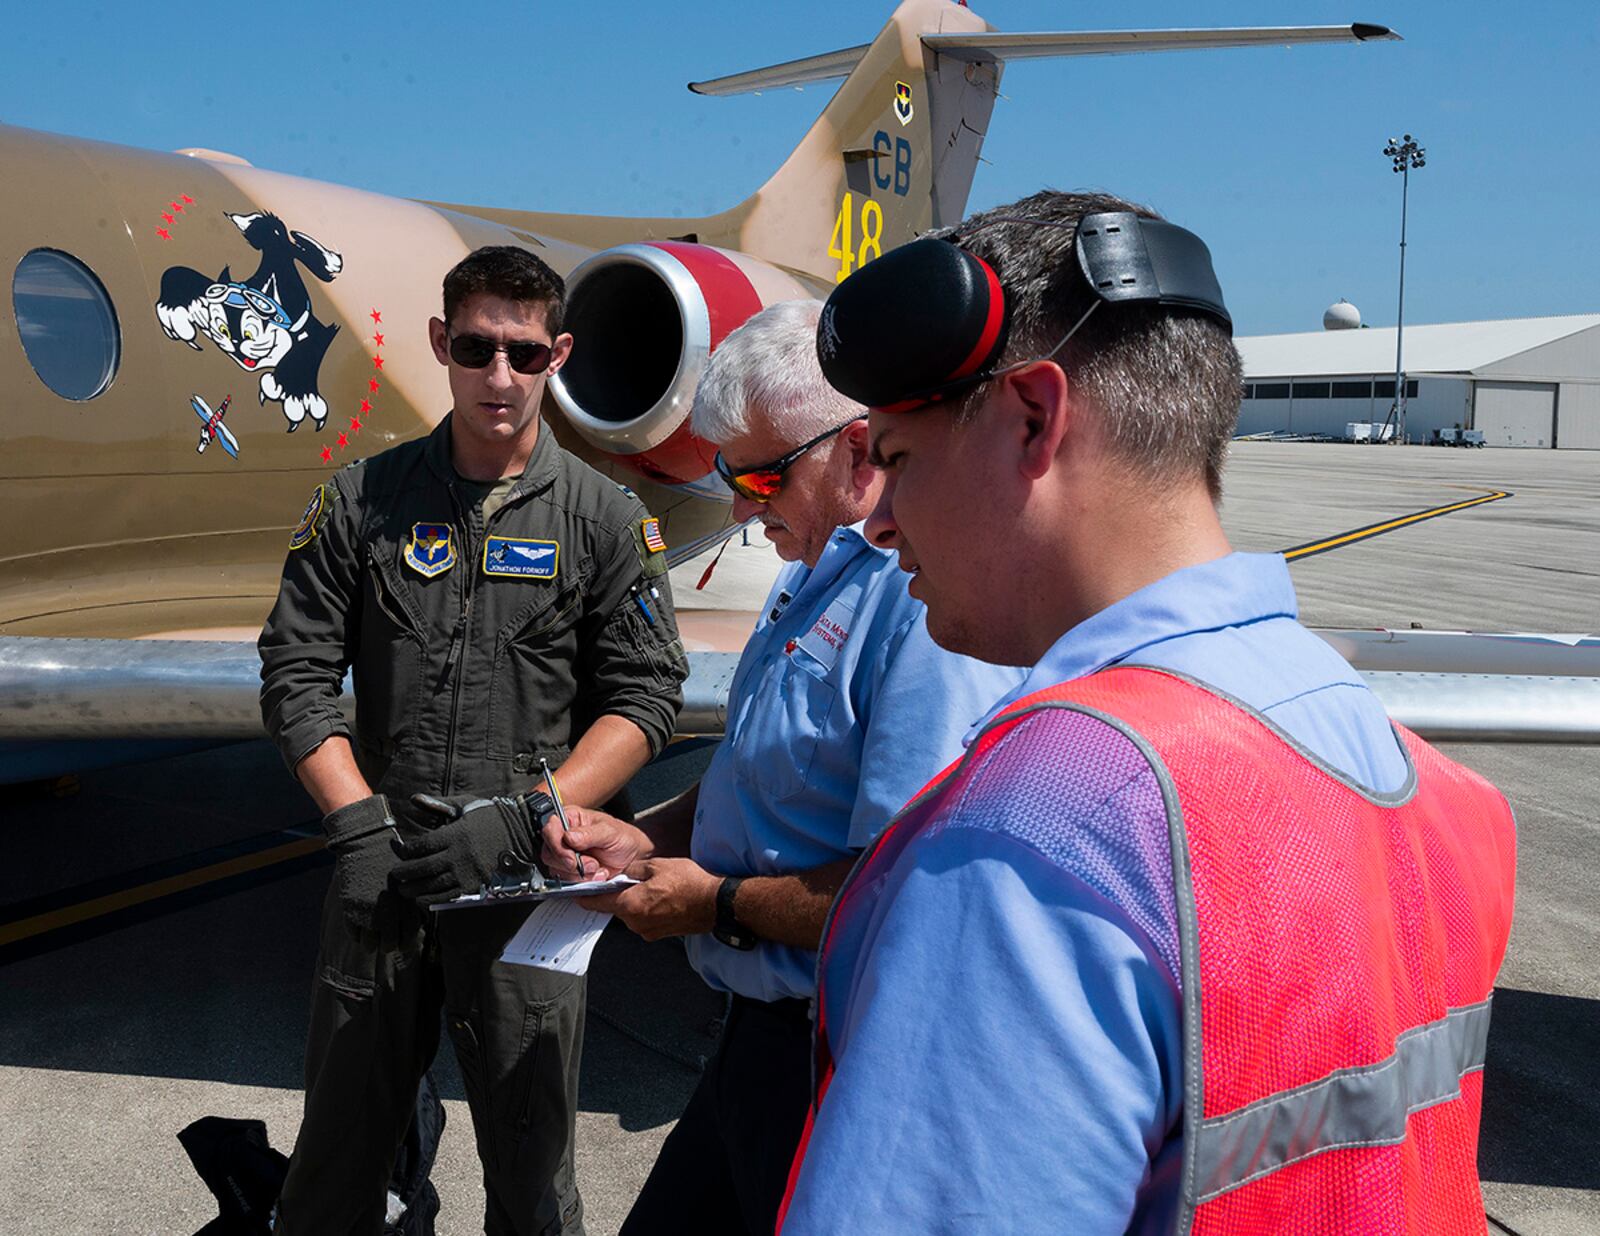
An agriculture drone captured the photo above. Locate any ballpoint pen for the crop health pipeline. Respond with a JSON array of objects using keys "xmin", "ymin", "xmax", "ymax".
[{"xmin": 540, "ymin": 756, "xmax": 585, "ymax": 880}]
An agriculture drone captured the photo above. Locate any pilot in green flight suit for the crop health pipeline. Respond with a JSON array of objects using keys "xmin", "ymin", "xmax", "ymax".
[{"xmin": 258, "ymin": 246, "xmax": 686, "ymax": 1235}]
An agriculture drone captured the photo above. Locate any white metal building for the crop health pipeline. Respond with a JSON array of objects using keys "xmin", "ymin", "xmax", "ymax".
[{"xmin": 1234, "ymin": 314, "xmax": 1600, "ymax": 448}]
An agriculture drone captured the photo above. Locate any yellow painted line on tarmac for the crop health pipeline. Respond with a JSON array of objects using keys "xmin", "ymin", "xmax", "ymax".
[
  {"xmin": 1282, "ymin": 490, "xmax": 1512, "ymax": 562},
  {"xmin": 0, "ymin": 836, "xmax": 325, "ymax": 948}
]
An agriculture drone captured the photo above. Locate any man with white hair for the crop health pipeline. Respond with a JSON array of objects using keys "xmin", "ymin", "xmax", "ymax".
[{"xmin": 542, "ymin": 300, "xmax": 1023, "ymax": 1236}]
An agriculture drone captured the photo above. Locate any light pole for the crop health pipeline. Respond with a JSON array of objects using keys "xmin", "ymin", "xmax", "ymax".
[{"xmin": 1384, "ymin": 133, "xmax": 1425, "ymax": 443}]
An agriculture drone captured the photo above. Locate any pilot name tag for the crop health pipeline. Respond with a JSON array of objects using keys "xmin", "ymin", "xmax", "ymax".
[
  {"xmin": 483, "ymin": 536, "xmax": 559, "ymax": 579},
  {"xmin": 796, "ymin": 598, "xmax": 855, "ymax": 671}
]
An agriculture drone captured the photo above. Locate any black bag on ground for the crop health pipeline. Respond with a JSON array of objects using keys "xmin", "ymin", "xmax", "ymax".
[
  {"xmin": 177, "ymin": 1116, "xmax": 286, "ymax": 1235},
  {"xmin": 179, "ymin": 1073, "xmax": 444, "ymax": 1235}
]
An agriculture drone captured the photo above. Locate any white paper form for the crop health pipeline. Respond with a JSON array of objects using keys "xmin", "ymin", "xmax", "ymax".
[{"xmin": 499, "ymin": 898, "xmax": 612, "ymax": 975}]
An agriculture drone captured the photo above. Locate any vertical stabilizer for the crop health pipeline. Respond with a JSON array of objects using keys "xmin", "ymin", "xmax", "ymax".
[{"xmin": 698, "ymin": 0, "xmax": 1000, "ymax": 284}]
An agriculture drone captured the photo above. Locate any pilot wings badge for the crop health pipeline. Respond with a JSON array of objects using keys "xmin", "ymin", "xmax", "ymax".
[
  {"xmin": 483, "ymin": 536, "xmax": 559, "ymax": 579},
  {"xmin": 404, "ymin": 523, "xmax": 457, "ymax": 578}
]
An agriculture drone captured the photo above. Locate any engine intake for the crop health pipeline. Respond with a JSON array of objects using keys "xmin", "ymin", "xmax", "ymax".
[{"xmin": 549, "ymin": 241, "xmax": 807, "ymax": 487}]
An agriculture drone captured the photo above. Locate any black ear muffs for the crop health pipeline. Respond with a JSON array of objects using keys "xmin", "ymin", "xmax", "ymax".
[
  {"xmin": 816, "ymin": 212, "xmax": 1232, "ymax": 413},
  {"xmin": 816, "ymin": 238, "xmax": 1010, "ymax": 412}
]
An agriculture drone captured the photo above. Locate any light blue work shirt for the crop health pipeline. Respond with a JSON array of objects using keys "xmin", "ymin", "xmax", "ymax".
[
  {"xmin": 684, "ymin": 522, "xmax": 1026, "ymax": 1003},
  {"xmin": 782, "ymin": 552, "xmax": 1413, "ymax": 1234}
]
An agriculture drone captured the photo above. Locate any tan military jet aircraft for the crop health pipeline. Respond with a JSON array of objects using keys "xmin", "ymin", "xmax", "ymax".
[{"xmin": 0, "ymin": 1, "xmax": 1591, "ymax": 777}]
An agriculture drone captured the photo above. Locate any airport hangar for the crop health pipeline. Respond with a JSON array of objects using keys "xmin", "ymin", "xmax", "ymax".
[{"xmin": 1233, "ymin": 310, "xmax": 1600, "ymax": 448}]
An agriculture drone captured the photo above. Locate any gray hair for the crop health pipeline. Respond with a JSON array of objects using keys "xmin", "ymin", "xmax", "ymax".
[
  {"xmin": 946, "ymin": 190, "xmax": 1244, "ymax": 500},
  {"xmin": 691, "ymin": 300, "xmax": 864, "ymax": 447}
]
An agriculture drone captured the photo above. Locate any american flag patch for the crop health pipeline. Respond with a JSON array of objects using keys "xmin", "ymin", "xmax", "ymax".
[{"xmin": 641, "ymin": 517, "xmax": 666, "ymax": 553}]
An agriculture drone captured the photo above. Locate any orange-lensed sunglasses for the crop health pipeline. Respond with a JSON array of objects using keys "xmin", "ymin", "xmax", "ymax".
[{"xmin": 713, "ymin": 415, "xmax": 866, "ymax": 502}]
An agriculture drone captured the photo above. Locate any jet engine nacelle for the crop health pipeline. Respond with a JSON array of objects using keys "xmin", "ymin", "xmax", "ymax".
[{"xmin": 549, "ymin": 241, "xmax": 812, "ymax": 493}]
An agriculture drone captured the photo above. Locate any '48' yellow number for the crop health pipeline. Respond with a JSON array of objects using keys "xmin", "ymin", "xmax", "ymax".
[{"xmin": 830, "ymin": 193, "xmax": 885, "ymax": 283}]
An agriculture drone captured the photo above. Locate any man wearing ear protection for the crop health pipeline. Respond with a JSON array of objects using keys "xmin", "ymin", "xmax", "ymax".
[
  {"xmin": 778, "ymin": 192, "xmax": 1515, "ymax": 1233},
  {"xmin": 540, "ymin": 300, "xmax": 1023, "ymax": 1236},
  {"xmin": 259, "ymin": 246, "xmax": 688, "ymax": 1234}
]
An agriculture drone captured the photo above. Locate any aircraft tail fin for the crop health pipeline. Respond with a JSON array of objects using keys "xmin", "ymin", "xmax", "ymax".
[
  {"xmin": 696, "ymin": 0, "xmax": 999, "ymax": 285},
  {"xmin": 693, "ymin": 2, "xmax": 1398, "ymax": 285}
]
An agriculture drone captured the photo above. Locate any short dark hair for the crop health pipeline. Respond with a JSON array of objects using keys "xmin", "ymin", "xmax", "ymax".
[
  {"xmin": 946, "ymin": 190, "xmax": 1243, "ymax": 501},
  {"xmin": 442, "ymin": 246, "xmax": 566, "ymax": 336}
]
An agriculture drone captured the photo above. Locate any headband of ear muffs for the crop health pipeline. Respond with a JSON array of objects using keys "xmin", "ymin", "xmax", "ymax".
[{"xmin": 816, "ymin": 211, "xmax": 1232, "ymax": 412}]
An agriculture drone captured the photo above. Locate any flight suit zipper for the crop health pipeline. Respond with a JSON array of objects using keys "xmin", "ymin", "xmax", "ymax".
[
  {"xmin": 440, "ymin": 483, "xmax": 524, "ymax": 792},
  {"xmin": 440, "ymin": 484, "xmax": 476, "ymax": 792}
]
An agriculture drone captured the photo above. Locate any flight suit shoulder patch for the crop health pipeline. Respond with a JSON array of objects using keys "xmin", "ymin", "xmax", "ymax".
[
  {"xmin": 288, "ymin": 483, "xmax": 337, "ymax": 550},
  {"xmin": 631, "ymin": 517, "xmax": 669, "ymax": 578}
]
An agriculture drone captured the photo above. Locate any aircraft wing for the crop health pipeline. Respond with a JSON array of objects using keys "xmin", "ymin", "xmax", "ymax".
[{"xmin": 0, "ymin": 634, "xmax": 1595, "ymax": 753}]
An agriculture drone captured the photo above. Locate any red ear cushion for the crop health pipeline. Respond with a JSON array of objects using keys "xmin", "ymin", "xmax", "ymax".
[{"xmin": 817, "ymin": 238, "xmax": 1009, "ymax": 410}]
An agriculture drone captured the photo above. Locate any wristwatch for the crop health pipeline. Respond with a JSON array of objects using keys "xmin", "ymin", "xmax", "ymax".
[{"xmin": 713, "ymin": 876, "xmax": 758, "ymax": 951}]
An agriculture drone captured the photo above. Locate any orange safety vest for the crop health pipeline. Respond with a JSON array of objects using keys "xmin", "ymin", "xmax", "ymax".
[{"xmin": 780, "ymin": 667, "xmax": 1517, "ymax": 1234}]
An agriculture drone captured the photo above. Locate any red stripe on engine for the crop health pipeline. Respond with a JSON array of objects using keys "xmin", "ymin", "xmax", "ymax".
[
  {"xmin": 648, "ymin": 241, "xmax": 764, "ymax": 349},
  {"xmin": 946, "ymin": 256, "xmax": 1005, "ymax": 382},
  {"xmin": 622, "ymin": 418, "xmax": 720, "ymax": 486}
]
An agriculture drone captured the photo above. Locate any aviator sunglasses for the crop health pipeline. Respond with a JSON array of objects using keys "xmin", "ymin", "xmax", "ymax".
[
  {"xmin": 714, "ymin": 414, "xmax": 867, "ymax": 503},
  {"xmin": 447, "ymin": 332, "xmax": 556, "ymax": 375}
]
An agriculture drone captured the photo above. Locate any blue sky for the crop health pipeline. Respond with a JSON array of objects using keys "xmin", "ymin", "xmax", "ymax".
[{"xmin": 6, "ymin": 1, "xmax": 1596, "ymax": 335}]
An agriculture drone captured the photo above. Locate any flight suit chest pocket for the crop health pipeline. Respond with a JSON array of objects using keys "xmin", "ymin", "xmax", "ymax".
[
  {"xmin": 353, "ymin": 550, "xmax": 427, "ymax": 750},
  {"xmin": 487, "ymin": 580, "xmax": 585, "ymax": 760},
  {"xmin": 735, "ymin": 645, "xmax": 838, "ymax": 802}
]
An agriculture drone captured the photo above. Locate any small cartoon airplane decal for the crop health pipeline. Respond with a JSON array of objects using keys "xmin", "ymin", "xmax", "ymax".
[{"xmin": 191, "ymin": 393, "xmax": 240, "ymax": 459}]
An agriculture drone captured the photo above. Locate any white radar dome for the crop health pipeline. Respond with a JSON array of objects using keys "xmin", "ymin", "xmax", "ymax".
[{"xmin": 1323, "ymin": 299, "xmax": 1362, "ymax": 330}]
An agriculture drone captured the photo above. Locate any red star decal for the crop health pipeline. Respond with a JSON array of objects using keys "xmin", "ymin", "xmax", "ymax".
[
  {"xmin": 350, "ymin": 416, "xmax": 363, "ymax": 432},
  {"xmin": 372, "ymin": 355, "xmax": 384, "ymax": 370},
  {"xmin": 156, "ymin": 227, "xmax": 171, "ymax": 240},
  {"xmin": 373, "ymin": 332, "xmax": 385, "ymax": 348},
  {"xmin": 162, "ymin": 212, "xmax": 175, "ymax": 224},
  {"xmin": 784, "ymin": 639, "xmax": 797, "ymax": 655},
  {"xmin": 320, "ymin": 446, "xmax": 333, "ymax": 463},
  {"xmin": 359, "ymin": 398, "xmax": 372, "ymax": 415},
  {"xmin": 170, "ymin": 201, "xmax": 184, "ymax": 213},
  {"xmin": 181, "ymin": 194, "xmax": 194, "ymax": 204},
  {"xmin": 369, "ymin": 378, "xmax": 381, "ymax": 394},
  {"xmin": 337, "ymin": 432, "xmax": 349, "ymax": 448},
  {"xmin": 370, "ymin": 309, "xmax": 382, "ymax": 325}
]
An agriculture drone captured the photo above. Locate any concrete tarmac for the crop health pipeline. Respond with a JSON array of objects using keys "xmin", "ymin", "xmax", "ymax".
[{"xmin": 0, "ymin": 442, "xmax": 1595, "ymax": 1233}]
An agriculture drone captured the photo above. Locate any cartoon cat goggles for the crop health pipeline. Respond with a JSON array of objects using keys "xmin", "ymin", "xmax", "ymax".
[{"xmin": 203, "ymin": 281, "xmax": 295, "ymax": 330}]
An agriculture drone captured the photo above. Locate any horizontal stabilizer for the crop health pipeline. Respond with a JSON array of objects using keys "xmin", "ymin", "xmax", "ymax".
[
  {"xmin": 689, "ymin": 43, "xmax": 870, "ymax": 96},
  {"xmin": 922, "ymin": 24, "xmax": 1400, "ymax": 63},
  {"xmin": 689, "ymin": 22, "xmax": 1399, "ymax": 97}
]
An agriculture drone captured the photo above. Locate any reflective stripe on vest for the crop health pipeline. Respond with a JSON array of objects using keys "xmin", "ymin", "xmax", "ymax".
[
  {"xmin": 1195, "ymin": 997, "xmax": 1492, "ymax": 1203},
  {"xmin": 780, "ymin": 666, "xmax": 1516, "ymax": 1235}
]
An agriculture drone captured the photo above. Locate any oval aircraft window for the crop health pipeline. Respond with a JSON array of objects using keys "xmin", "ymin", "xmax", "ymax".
[{"xmin": 12, "ymin": 248, "xmax": 121, "ymax": 401}]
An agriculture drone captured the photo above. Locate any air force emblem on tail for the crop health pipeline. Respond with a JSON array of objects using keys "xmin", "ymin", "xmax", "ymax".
[
  {"xmin": 404, "ymin": 523, "xmax": 457, "ymax": 578},
  {"xmin": 894, "ymin": 80, "xmax": 914, "ymax": 126},
  {"xmin": 483, "ymin": 536, "xmax": 559, "ymax": 579}
]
